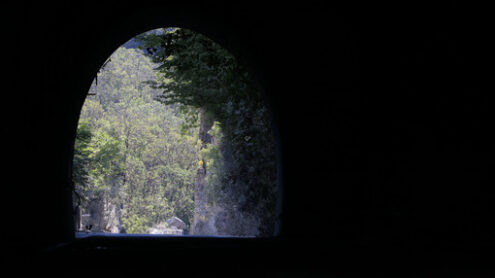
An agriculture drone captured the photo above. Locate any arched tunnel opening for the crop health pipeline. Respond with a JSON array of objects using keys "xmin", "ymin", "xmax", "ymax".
[
  {"xmin": 72, "ymin": 27, "xmax": 281, "ymax": 237},
  {"xmin": 4, "ymin": 3, "xmax": 493, "ymax": 276}
]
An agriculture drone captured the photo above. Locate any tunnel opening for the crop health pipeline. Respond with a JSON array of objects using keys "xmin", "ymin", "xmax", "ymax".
[{"xmin": 72, "ymin": 27, "xmax": 280, "ymax": 238}]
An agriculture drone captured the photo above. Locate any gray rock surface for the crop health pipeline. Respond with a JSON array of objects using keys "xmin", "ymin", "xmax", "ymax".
[
  {"xmin": 166, "ymin": 216, "xmax": 187, "ymax": 230},
  {"xmin": 148, "ymin": 222, "xmax": 183, "ymax": 235}
]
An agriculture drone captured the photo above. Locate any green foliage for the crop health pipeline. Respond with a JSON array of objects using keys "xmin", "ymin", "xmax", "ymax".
[
  {"xmin": 177, "ymin": 104, "xmax": 200, "ymax": 136},
  {"xmin": 73, "ymin": 120, "xmax": 93, "ymax": 188},
  {"xmin": 74, "ymin": 47, "xmax": 199, "ymax": 233},
  {"xmin": 138, "ymin": 28, "xmax": 277, "ymax": 236},
  {"xmin": 122, "ymin": 214, "xmax": 148, "ymax": 234},
  {"xmin": 136, "ymin": 28, "xmax": 262, "ymax": 119},
  {"xmin": 74, "ymin": 28, "xmax": 277, "ymax": 236}
]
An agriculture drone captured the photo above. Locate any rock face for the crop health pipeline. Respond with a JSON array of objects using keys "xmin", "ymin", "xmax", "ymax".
[
  {"xmin": 166, "ymin": 216, "xmax": 187, "ymax": 230},
  {"xmin": 81, "ymin": 199, "xmax": 103, "ymax": 232},
  {"xmin": 74, "ymin": 205, "xmax": 81, "ymax": 231},
  {"xmin": 148, "ymin": 220, "xmax": 184, "ymax": 235},
  {"xmin": 79, "ymin": 197, "xmax": 122, "ymax": 233}
]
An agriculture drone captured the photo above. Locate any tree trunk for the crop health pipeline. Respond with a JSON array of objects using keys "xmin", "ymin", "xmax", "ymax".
[
  {"xmin": 192, "ymin": 108, "xmax": 213, "ymax": 234},
  {"xmin": 74, "ymin": 204, "xmax": 81, "ymax": 231}
]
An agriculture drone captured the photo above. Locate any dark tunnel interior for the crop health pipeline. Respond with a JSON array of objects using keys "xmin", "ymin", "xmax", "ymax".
[{"xmin": 1, "ymin": 2, "xmax": 493, "ymax": 276}]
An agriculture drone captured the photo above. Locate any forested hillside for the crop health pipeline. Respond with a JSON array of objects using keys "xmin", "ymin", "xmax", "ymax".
[
  {"xmin": 73, "ymin": 29, "xmax": 277, "ymax": 236},
  {"xmin": 74, "ymin": 47, "xmax": 199, "ymax": 233}
]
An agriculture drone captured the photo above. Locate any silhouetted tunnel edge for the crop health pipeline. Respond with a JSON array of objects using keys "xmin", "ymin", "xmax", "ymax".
[{"xmin": 68, "ymin": 19, "xmax": 284, "ymax": 241}]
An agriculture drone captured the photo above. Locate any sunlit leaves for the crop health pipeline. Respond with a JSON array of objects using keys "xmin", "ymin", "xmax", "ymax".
[
  {"xmin": 74, "ymin": 47, "xmax": 199, "ymax": 232},
  {"xmin": 137, "ymin": 28, "xmax": 277, "ymax": 236}
]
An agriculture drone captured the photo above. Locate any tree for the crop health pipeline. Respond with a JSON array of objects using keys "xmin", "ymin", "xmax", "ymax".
[
  {"xmin": 137, "ymin": 28, "xmax": 277, "ymax": 236},
  {"xmin": 74, "ymin": 46, "xmax": 199, "ymax": 233},
  {"xmin": 74, "ymin": 30, "xmax": 277, "ymax": 236}
]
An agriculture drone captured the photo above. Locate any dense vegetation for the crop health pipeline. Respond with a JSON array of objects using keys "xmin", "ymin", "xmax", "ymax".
[
  {"xmin": 73, "ymin": 28, "xmax": 277, "ymax": 236},
  {"xmin": 73, "ymin": 47, "xmax": 198, "ymax": 233}
]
